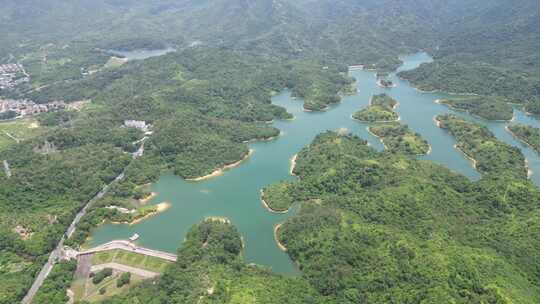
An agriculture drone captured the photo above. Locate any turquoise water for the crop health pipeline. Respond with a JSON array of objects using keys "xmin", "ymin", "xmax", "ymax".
[{"xmin": 89, "ymin": 52, "xmax": 540, "ymax": 274}]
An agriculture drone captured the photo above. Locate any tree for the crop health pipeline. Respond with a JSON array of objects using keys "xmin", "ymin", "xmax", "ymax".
[{"xmin": 117, "ymin": 272, "xmax": 131, "ymax": 288}]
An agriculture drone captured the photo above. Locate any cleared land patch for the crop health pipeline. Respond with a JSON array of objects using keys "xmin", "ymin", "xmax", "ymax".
[
  {"xmin": 91, "ymin": 249, "xmax": 172, "ymax": 273},
  {"xmin": 0, "ymin": 118, "xmax": 43, "ymax": 149}
]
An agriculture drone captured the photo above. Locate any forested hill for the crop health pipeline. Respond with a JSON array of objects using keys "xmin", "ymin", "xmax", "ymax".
[
  {"xmin": 83, "ymin": 133, "xmax": 540, "ymax": 303},
  {"xmin": 399, "ymin": 0, "xmax": 540, "ymax": 105},
  {"xmin": 3, "ymin": 0, "xmax": 539, "ymax": 80},
  {"xmin": 0, "ymin": 0, "xmax": 433, "ymax": 69},
  {"xmin": 104, "ymin": 219, "xmax": 326, "ymax": 303},
  {"xmin": 270, "ymin": 132, "xmax": 540, "ymax": 303},
  {"xmin": 2, "ymin": 1, "xmax": 540, "ymax": 303}
]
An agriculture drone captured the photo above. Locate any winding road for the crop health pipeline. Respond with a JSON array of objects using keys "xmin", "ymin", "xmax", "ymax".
[
  {"xmin": 21, "ymin": 172, "xmax": 126, "ymax": 304},
  {"xmin": 22, "ymin": 134, "xmax": 150, "ymax": 303}
]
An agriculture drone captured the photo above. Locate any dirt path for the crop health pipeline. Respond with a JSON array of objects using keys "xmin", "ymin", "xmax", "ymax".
[
  {"xmin": 74, "ymin": 254, "xmax": 92, "ymax": 279},
  {"xmin": 3, "ymin": 131, "xmax": 20, "ymax": 143},
  {"xmin": 22, "ymin": 171, "xmax": 126, "ymax": 304}
]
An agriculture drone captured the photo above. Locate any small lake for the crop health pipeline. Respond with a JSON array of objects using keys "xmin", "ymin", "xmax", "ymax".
[
  {"xmin": 107, "ymin": 48, "xmax": 176, "ymax": 61},
  {"xmin": 89, "ymin": 52, "xmax": 540, "ymax": 275}
]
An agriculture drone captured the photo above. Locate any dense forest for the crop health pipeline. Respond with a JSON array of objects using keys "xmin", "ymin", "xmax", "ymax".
[
  {"xmin": 268, "ymin": 132, "xmax": 540, "ymax": 303},
  {"xmin": 0, "ymin": 42, "xmax": 357, "ymax": 302},
  {"xmin": 436, "ymin": 114, "xmax": 527, "ymax": 178},
  {"xmin": 352, "ymin": 94, "xmax": 399, "ymax": 122},
  {"xmin": 104, "ymin": 219, "xmax": 326, "ymax": 303},
  {"xmin": 369, "ymin": 123, "xmax": 430, "ymax": 155},
  {"xmin": 508, "ymin": 124, "xmax": 540, "ymax": 154},
  {"xmin": 1, "ymin": 0, "xmax": 540, "ymax": 303},
  {"xmin": 397, "ymin": 0, "xmax": 540, "ymax": 113},
  {"xmin": 0, "ymin": 46, "xmax": 347, "ymax": 302},
  {"xmin": 101, "ymin": 132, "xmax": 540, "ymax": 303},
  {"xmin": 436, "ymin": 96, "xmax": 514, "ymax": 121}
]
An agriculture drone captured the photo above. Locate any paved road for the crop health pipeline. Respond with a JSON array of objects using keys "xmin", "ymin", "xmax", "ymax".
[
  {"xmin": 79, "ymin": 240, "xmax": 177, "ymax": 262},
  {"xmin": 132, "ymin": 137, "xmax": 148, "ymax": 159},
  {"xmin": 21, "ymin": 171, "xmax": 126, "ymax": 304}
]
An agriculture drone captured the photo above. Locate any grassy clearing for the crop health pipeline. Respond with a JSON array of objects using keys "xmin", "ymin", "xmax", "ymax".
[
  {"xmin": 0, "ymin": 118, "xmax": 43, "ymax": 150},
  {"xmin": 91, "ymin": 249, "xmax": 171, "ymax": 273},
  {"xmin": 104, "ymin": 56, "xmax": 127, "ymax": 69},
  {"xmin": 353, "ymin": 105, "xmax": 399, "ymax": 122},
  {"xmin": 73, "ymin": 272, "xmax": 145, "ymax": 302}
]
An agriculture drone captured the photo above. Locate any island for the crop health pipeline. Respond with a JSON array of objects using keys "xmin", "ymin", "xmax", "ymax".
[
  {"xmin": 435, "ymin": 96, "xmax": 514, "ymax": 121},
  {"xmin": 369, "ymin": 123, "xmax": 431, "ymax": 155},
  {"xmin": 436, "ymin": 114, "xmax": 527, "ymax": 178},
  {"xmin": 289, "ymin": 64, "xmax": 356, "ymax": 112},
  {"xmin": 352, "ymin": 94, "xmax": 399, "ymax": 122}
]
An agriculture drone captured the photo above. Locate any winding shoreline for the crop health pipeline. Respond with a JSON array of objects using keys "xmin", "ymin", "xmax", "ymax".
[
  {"xmin": 434, "ymin": 99, "xmax": 514, "ymax": 122},
  {"xmin": 109, "ymin": 202, "xmax": 172, "ymax": 226},
  {"xmin": 274, "ymin": 223, "xmax": 287, "ymax": 251},
  {"xmin": 426, "ymin": 144, "xmax": 432, "ymax": 155},
  {"xmin": 434, "ymin": 116, "xmax": 479, "ymax": 169},
  {"xmin": 139, "ymin": 192, "xmax": 157, "ymax": 204},
  {"xmin": 505, "ymin": 126, "xmax": 535, "ymax": 178},
  {"xmin": 433, "ymin": 116, "xmax": 442, "ymax": 128},
  {"xmin": 506, "ymin": 126, "xmax": 538, "ymax": 153},
  {"xmin": 186, "ymin": 149, "xmax": 254, "ymax": 182},
  {"xmin": 367, "ymin": 126, "xmax": 431, "ymax": 156},
  {"xmin": 454, "ymin": 144, "xmax": 478, "ymax": 169},
  {"xmin": 205, "ymin": 216, "xmax": 231, "ymax": 224},
  {"xmin": 260, "ymin": 190, "xmax": 289, "ymax": 214},
  {"xmin": 351, "ymin": 114, "xmax": 401, "ymax": 124},
  {"xmin": 290, "ymin": 154, "xmax": 298, "ymax": 176},
  {"xmin": 243, "ymin": 132, "xmax": 282, "ymax": 143},
  {"xmin": 526, "ymin": 159, "xmax": 533, "ymax": 178},
  {"xmin": 367, "ymin": 127, "xmax": 388, "ymax": 150},
  {"xmin": 303, "ymin": 106, "xmax": 330, "ymax": 112},
  {"xmin": 398, "ymin": 75, "xmax": 480, "ymax": 97},
  {"xmin": 129, "ymin": 202, "xmax": 171, "ymax": 225}
]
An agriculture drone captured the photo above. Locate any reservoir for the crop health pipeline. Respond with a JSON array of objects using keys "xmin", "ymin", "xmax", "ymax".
[{"xmin": 89, "ymin": 52, "xmax": 540, "ymax": 274}]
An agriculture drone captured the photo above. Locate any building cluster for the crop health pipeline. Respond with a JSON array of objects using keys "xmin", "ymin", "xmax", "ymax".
[
  {"xmin": 124, "ymin": 120, "xmax": 152, "ymax": 134},
  {"xmin": 0, "ymin": 63, "xmax": 29, "ymax": 90},
  {"xmin": 0, "ymin": 99, "xmax": 66, "ymax": 119}
]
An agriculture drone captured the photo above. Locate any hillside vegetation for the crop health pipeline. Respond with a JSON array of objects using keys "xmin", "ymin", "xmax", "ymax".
[
  {"xmin": 436, "ymin": 114, "xmax": 527, "ymax": 178},
  {"xmin": 353, "ymin": 94, "xmax": 399, "ymax": 122},
  {"xmin": 269, "ymin": 132, "xmax": 540, "ymax": 303},
  {"xmin": 1, "ymin": 0, "xmax": 540, "ymax": 303},
  {"xmin": 437, "ymin": 96, "xmax": 514, "ymax": 121},
  {"xmin": 369, "ymin": 123, "xmax": 430, "ymax": 155},
  {"xmin": 508, "ymin": 124, "xmax": 540, "ymax": 154},
  {"xmin": 105, "ymin": 219, "xmax": 326, "ymax": 304}
]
